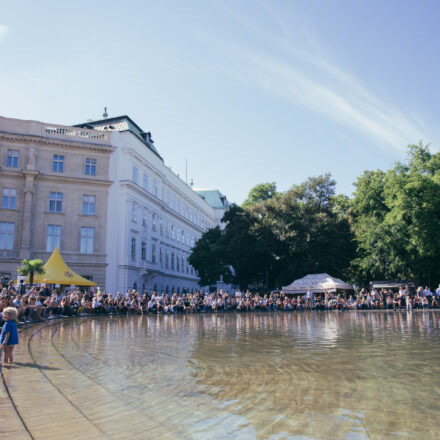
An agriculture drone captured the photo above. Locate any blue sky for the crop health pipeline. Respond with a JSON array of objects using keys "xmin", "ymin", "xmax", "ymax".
[{"xmin": 1, "ymin": 0, "xmax": 439, "ymax": 204}]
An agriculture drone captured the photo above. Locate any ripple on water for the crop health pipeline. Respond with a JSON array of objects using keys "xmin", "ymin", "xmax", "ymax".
[{"xmin": 10, "ymin": 311, "xmax": 440, "ymax": 440}]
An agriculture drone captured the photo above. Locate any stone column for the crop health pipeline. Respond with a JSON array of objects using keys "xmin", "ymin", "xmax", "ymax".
[{"xmin": 20, "ymin": 170, "xmax": 39, "ymax": 259}]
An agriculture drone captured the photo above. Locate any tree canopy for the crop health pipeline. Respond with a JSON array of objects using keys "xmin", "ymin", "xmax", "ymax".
[
  {"xmin": 242, "ymin": 182, "xmax": 278, "ymax": 209},
  {"xmin": 349, "ymin": 143, "xmax": 440, "ymax": 286},
  {"xmin": 17, "ymin": 258, "xmax": 45, "ymax": 286},
  {"xmin": 190, "ymin": 175, "xmax": 355, "ymax": 289},
  {"xmin": 190, "ymin": 143, "xmax": 440, "ymax": 290}
]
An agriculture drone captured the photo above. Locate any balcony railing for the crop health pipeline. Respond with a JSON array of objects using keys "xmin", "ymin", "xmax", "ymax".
[
  {"xmin": 0, "ymin": 250, "xmax": 20, "ymax": 259},
  {"xmin": 45, "ymin": 126, "xmax": 107, "ymax": 141},
  {"xmin": 0, "ymin": 116, "xmax": 109, "ymax": 145}
]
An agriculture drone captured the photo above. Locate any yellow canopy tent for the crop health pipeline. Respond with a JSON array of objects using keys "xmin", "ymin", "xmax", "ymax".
[{"xmin": 32, "ymin": 247, "xmax": 97, "ymax": 286}]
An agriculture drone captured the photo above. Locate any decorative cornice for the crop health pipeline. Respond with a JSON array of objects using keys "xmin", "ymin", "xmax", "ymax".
[
  {"xmin": 0, "ymin": 130, "xmax": 115, "ymax": 153},
  {"xmin": 36, "ymin": 173, "xmax": 113, "ymax": 187},
  {"xmin": 22, "ymin": 170, "xmax": 39, "ymax": 177}
]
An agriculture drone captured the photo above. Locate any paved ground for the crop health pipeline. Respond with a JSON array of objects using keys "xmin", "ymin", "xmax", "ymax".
[{"xmin": 0, "ymin": 322, "xmax": 108, "ymax": 440}]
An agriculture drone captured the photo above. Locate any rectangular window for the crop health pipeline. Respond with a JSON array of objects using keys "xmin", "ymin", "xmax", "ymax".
[
  {"xmin": 2, "ymin": 188, "xmax": 16, "ymax": 209},
  {"xmin": 160, "ymin": 248, "xmax": 163, "ymax": 268},
  {"xmin": 176, "ymin": 255, "xmax": 180, "ymax": 271},
  {"xmin": 152, "ymin": 244, "xmax": 156, "ymax": 263},
  {"xmin": 142, "ymin": 208, "xmax": 147, "ymax": 227},
  {"xmin": 152, "ymin": 180, "xmax": 158, "ymax": 197},
  {"xmin": 82, "ymin": 195, "xmax": 96, "ymax": 215},
  {"xmin": 141, "ymin": 241, "xmax": 146, "ymax": 261},
  {"xmin": 152, "ymin": 213, "xmax": 157, "ymax": 232},
  {"xmin": 171, "ymin": 225, "xmax": 175, "ymax": 240},
  {"xmin": 46, "ymin": 225, "xmax": 61, "ymax": 252},
  {"xmin": 143, "ymin": 173, "xmax": 148, "ymax": 191},
  {"xmin": 177, "ymin": 198, "xmax": 181, "ymax": 213},
  {"xmin": 49, "ymin": 192, "xmax": 63, "ymax": 212},
  {"xmin": 165, "ymin": 250, "xmax": 169, "ymax": 269},
  {"xmin": 132, "ymin": 203, "xmax": 137, "ymax": 222},
  {"xmin": 160, "ymin": 223, "xmax": 163, "ymax": 236},
  {"xmin": 80, "ymin": 227, "xmax": 94, "ymax": 254},
  {"xmin": 132, "ymin": 165, "xmax": 139, "ymax": 184},
  {"xmin": 85, "ymin": 158, "xmax": 96, "ymax": 176},
  {"xmin": 171, "ymin": 252, "xmax": 175, "ymax": 270},
  {"xmin": 6, "ymin": 150, "xmax": 19, "ymax": 168},
  {"xmin": 166, "ymin": 191, "xmax": 170, "ymax": 207},
  {"xmin": 52, "ymin": 154, "xmax": 64, "ymax": 172},
  {"xmin": 0, "ymin": 222, "xmax": 14, "ymax": 249},
  {"xmin": 131, "ymin": 237, "xmax": 136, "ymax": 260}
]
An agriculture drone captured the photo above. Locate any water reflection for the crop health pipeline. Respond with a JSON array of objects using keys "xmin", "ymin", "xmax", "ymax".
[
  {"xmin": 15, "ymin": 312, "xmax": 440, "ymax": 439},
  {"xmin": 189, "ymin": 312, "xmax": 440, "ymax": 439}
]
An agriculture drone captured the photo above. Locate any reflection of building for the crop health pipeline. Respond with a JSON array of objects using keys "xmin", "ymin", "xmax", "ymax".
[
  {"xmin": 0, "ymin": 116, "xmax": 114, "ymax": 285},
  {"xmin": 76, "ymin": 116, "xmax": 226, "ymax": 294}
]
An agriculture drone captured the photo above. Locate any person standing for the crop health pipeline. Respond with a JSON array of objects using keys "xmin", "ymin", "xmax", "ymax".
[
  {"xmin": 1, "ymin": 307, "xmax": 19, "ymax": 365},
  {"xmin": 18, "ymin": 279, "xmax": 27, "ymax": 296}
]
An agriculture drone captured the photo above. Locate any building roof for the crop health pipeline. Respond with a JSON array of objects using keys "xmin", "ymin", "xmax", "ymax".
[
  {"xmin": 74, "ymin": 115, "xmax": 163, "ymax": 160},
  {"xmin": 193, "ymin": 188, "xmax": 229, "ymax": 209}
]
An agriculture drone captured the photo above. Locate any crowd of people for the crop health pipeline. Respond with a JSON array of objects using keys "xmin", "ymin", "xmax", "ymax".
[{"xmin": 1, "ymin": 280, "xmax": 440, "ymax": 326}]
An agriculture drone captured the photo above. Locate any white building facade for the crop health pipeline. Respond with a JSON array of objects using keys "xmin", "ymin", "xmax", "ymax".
[{"xmin": 77, "ymin": 116, "xmax": 221, "ymax": 294}]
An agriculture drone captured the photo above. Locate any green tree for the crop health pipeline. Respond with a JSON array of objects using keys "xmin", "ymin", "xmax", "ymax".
[
  {"xmin": 242, "ymin": 182, "xmax": 278, "ymax": 209},
  {"xmin": 258, "ymin": 174, "xmax": 355, "ymax": 286},
  {"xmin": 223, "ymin": 204, "xmax": 280, "ymax": 289},
  {"xmin": 349, "ymin": 143, "xmax": 440, "ymax": 286},
  {"xmin": 17, "ymin": 259, "xmax": 45, "ymax": 286},
  {"xmin": 190, "ymin": 175, "xmax": 355, "ymax": 290},
  {"xmin": 188, "ymin": 227, "xmax": 232, "ymax": 287}
]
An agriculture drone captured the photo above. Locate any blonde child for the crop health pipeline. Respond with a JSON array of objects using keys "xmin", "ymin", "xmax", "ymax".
[{"xmin": 1, "ymin": 307, "xmax": 19, "ymax": 364}]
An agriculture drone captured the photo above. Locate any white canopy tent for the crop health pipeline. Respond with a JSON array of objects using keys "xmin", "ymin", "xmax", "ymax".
[{"xmin": 282, "ymin": 273, "xmax": 353, "ymax": 295}]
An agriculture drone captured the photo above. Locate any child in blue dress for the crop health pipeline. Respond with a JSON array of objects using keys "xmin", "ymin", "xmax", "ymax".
[{"xmin": 1, "ymin": 307, "xmax": 19, "ymax": 364}]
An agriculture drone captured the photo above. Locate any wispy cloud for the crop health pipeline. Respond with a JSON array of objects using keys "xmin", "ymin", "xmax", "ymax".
[
  {"xmin": 248, "ymin": 54, "xmax": 423, "ymax": 151},
  {"xmin": 212, "ymin": 1, "xmax": 430, "ymax": 151},
  {"xmin": 0, "ymin": 25, "xmax": 9, "ymax": 42}
]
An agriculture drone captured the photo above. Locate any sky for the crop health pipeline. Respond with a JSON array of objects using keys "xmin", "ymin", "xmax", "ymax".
[{"xmin": 1, "ymin": 0, "xmax": 439, "ymax": 204}]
